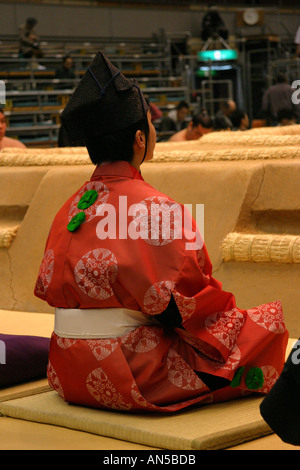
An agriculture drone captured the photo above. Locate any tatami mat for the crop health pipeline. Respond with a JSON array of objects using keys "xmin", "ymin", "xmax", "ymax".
[
  {"xmin": 0, "ymin": 390, "xmax": 273, "ymax": 450},
  {"xmin": 0, "ymin": 379, "xmax": 50, "ymax": 403},
  {"xmin": 0, "ymin": 417, "xmax": 157, "ymax": 450}
]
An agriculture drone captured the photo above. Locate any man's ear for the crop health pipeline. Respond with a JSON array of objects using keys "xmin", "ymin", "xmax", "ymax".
[{"xmin": 134, "ymin": 129, "xmax": 145, "ymax": 149}]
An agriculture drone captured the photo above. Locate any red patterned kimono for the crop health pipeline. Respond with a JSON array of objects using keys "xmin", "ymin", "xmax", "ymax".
[{"xmin": 35, "ymin": 161, "xmax": 288, "ymax": 412}]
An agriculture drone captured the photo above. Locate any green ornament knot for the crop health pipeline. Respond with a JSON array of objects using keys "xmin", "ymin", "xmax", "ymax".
[
  {"xmin": 67, "ymin": 211, "xmax": 86, "ymax": 232},
  {"xmin": 77, "ymin": 190, "xmax": 98, "ymax": 210},
  {"xmin": 245, "ymin": 367, "xmax": 264, "ymax": 390},
  {"xmin": 230, "ymin": 366, "xmax": 245, "ymax": 388}
]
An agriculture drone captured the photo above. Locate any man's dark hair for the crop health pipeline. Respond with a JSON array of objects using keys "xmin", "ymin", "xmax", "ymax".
[
  {"xmin": 213, "ymin": 114, "xmax": 232, "ymax": 130},
  {"xmin": 230, "ymin": 109, "xmax": 246, "ymax": 128},
  {"xmin": 220, "ymin": 100, "xmax": 232, "ymax": 111},
  {"xmin": 191, "ymin": 110, "xmax": 213, "ymax": 129},
  {"xmin": 26, "ymin": 17, "xmax": 37, "ymax": 27},
  {"xmin": 277, "ymin": 107, "xmax": 296, "ymax": 121},
  {"xmin": 0, "ymin": 107, "xmax": 4, "ymax": 115},
  {"xmin": 63, "ymin": 55, "xmax": 72, "ymax": 63},
  {"xmin": 85, "ymin": 118, "xmax": 149, "ymax": 165},
  {"xmin": 176, "ymin": 101, "xmax": 189, "ymax": 111}
]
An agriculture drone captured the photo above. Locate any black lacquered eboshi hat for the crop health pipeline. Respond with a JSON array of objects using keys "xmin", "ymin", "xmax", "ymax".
[{"xmin": 61, "ymin": 51, "xmax": 148, "ymax": 144}]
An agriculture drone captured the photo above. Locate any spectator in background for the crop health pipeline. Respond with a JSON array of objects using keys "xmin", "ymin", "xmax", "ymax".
[
  {"xmin": 55, "ymin": 55, "xmax": 76, "ymax": 80},
  {"xmin": 0, "ymin": 108, "xmax": 26, "ymax": 150},
  {"xmin": 277, "ymin": 108, "xmax": 297, "ymax": 126},
  {"xmin": 144, "ymin": 95, "xmax": 162, "ymax": 123},
  {"xmin": 201, "ymin": 4, "xmax": 229, "ymax": 41},
  {"xmin": 168, "ymin": 110, "xmax": 213, "ymax": 142},
  {"xmin": 231, "ymin": 109, "xmax": 250, "ymax": 131},
  {"xmin": 262, "ymin": 74, "xmax": 300, "ymax": 126},
  {"xmin": 158, "ymin": 101, "xmax": 190, "ymax": 140},
  {"xmin": 18, "ymin": 17, "xmax": 43, "ymax": 59},
  {"xmin": 213, "ymin": 116, "xmax": 232, "ymax": 131},
  {"xmin": 213, "ymin": 115, "xmax": 232, "ymax": 131},
  {"xmin": 215, "ymin": 99, "xmax": 236, "ymax": 129}
]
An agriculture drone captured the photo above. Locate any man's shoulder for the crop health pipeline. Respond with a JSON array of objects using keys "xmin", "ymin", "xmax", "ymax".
[
  {"xmin": 136, "ymin": 178, "xmax": 179, "ymax": 205},
  {"xmin": 1, "ymin": 136, "xmax": 26, "ymax": 149},
  {"xmin": 168, "ymin": 129, "xmax": 186, "ymax": 142}
]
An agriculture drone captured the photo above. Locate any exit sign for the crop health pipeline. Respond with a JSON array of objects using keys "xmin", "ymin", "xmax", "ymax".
[{"xmin": 198, "ymin": 49, "xmax": 238, "ymax": 61}]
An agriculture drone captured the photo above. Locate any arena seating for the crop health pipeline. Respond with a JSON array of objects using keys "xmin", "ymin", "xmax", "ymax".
[
  {"xmin": 0, "ymin": 35, "xmax": 192, "ymax": 146},
  {"xmin": 0, "ymin": 33, "xmax": 187, "ymax": 144}
]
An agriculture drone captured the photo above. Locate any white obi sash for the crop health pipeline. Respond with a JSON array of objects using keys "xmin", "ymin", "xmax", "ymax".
[{"xmin": 54, "ymin": 307, "xmax": 159, "ymax": 339}]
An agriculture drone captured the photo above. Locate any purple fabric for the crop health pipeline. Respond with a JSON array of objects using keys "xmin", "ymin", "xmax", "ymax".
[{"xmin": 0, "ymin": 334, "xmax": 50, "ymax": 388}]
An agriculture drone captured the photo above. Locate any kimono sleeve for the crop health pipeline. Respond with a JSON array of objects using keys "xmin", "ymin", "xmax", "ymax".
[{"xmin": 164, "ymin": 209, "xmax": 288, "ymax": 375}]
